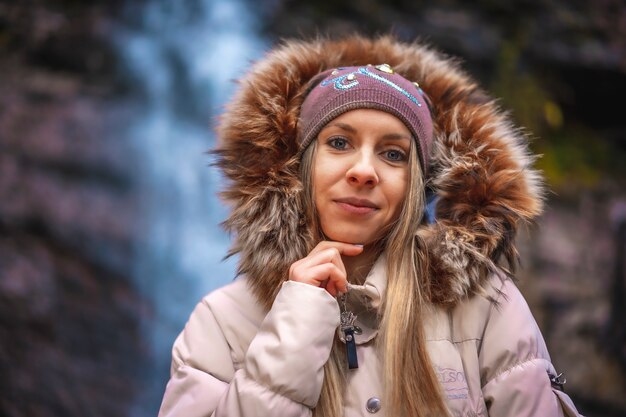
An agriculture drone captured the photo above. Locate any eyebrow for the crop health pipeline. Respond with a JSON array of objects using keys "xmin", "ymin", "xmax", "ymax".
[
  {"xmin": 322, "ymin": 122, "xmax": 412, "ymax": 141},
  {"xmin": 381, "ymin": 133, "xmax": 412, "ymax": 141},
  {"xmin": 322, "ymin": 122, "xmax": 356, "ymax": 133}
]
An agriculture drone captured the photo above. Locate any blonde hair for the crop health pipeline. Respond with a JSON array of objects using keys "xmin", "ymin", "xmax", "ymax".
[{"xmin": 300, "ymin": 139, "xmax": 450, "ymax": 417}]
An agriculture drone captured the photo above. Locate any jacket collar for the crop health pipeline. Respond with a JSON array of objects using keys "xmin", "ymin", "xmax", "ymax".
[{"xmin": 340, "ymin": 255, "xmax": 387, "ymax": 344}]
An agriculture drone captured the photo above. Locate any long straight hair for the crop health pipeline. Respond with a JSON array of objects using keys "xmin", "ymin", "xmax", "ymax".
[{"xmin": 300, "ymin": 139, "xmax": 450, "ymax": 417}]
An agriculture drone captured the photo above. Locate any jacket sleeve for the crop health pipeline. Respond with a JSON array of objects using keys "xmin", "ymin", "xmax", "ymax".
[
  {"xmin": 158, "ymin": 281, "xmax": 340, "ymax": 417},
  {"xmin": 479, "ymin": 278, "xmax": 582, "ymax": 417}
]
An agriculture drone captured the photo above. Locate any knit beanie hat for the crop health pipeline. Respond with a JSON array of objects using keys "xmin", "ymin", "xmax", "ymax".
[{"xmin": 298, "ymin": 64, "xmax": 433, "ymax": 174}]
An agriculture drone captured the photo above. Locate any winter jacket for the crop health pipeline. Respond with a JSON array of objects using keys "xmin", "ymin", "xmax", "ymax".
[
  {"xmin": 158, "ymin": 36, "xmax": 583, "ymax": 416},
  {"xmin": 159, "ymin": 256, "xmax": 581, "ymax": 417}
]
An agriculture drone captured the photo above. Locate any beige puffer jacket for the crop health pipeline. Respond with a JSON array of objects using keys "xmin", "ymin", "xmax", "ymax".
[
  {"xmin": 158, "ymin": 35, "xmax": 583, "ymax": 416},
  {"xmin": 158, "ymin": 256, "xmax": 580, "ymax": 416}
]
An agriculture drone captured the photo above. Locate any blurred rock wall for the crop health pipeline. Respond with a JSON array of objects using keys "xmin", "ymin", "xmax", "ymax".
[{"xmin": 0, "ymin": 1, "xmax": 147, "ymax": 416}]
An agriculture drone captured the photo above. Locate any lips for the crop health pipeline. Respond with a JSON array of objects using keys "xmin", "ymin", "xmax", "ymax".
[{"xmin": 334, "ymin": 197, "xmax": 380, "ymax": 214}]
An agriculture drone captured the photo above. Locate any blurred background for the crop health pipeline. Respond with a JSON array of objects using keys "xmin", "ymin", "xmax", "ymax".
[{"xmin": 0, "ymin": 0, "xmax": 624, "ymax": 416}]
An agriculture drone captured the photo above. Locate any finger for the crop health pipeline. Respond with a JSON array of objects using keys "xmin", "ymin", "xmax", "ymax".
[
  {"xmin": 325, "ymin": 278, "xmax": 345, "ymax": 297},
  {"xmin": 310, "ymin": 263, "xmax": 347, "ymax": 293},
  {"xmin": 310, "ymin": 241, "xmax": 364, "ymax": 257},
  {"xmin": 294, "ymin": 247, "xmax": 347, "ymax": 276},
  {"xmin": 326, "ymin": 272, "xmax": 348, "ymax": 296},
  {"xmin": 325, "ymin": 279, "xmax": 337, "ymax": 297},
  {"xmin": 322, "ymin": 265, "xmax": 348, "ymax": 296},
  {"xmin": 291, "ymin": 263, "xmax": 346, "ymax": 289},
  {"xmin": 317, "ymin": 261, "xmax": 348, "ymax": 293},
  {"xmin": 304, "ymin": 243, "xmax": 364, "ymax": 280},
  {"xmin": 319, "ymin": 278, "xmax": 329, "ymax": 290}
]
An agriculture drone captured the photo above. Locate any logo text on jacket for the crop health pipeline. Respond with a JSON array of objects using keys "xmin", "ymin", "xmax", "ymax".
[{"xmin": 435, "ymin": 366, "xmax": 469, "ymax": 400}]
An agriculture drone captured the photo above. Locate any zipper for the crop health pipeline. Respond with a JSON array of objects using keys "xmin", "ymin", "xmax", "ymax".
[{"xmin": 338, "ymin": 291, "xmax": 359, "ymax": 369}]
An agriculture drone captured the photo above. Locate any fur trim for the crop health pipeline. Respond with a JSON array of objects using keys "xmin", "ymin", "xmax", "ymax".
[{"xmin": 214, "ymin": 35, "xmax": 543, "ymax": 308}]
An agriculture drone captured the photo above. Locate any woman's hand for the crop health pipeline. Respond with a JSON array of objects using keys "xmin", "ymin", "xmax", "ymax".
[{"xmin": 288, "ymin": 241, "xmax": 364, "ymax": 297}]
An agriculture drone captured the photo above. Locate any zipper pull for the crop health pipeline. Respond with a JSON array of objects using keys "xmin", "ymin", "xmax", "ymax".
[{"xmin": 339, "ymin": 293, "xmax": 359, "ymax": 369}]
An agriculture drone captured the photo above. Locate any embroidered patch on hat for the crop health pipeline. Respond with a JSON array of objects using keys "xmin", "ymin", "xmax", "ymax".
[{"xmin": 320, "ymin": 66, "xmax": 424, "ymax": 106}]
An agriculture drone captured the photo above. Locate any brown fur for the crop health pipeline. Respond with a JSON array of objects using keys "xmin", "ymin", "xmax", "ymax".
[{"xmin": 214, "ymin": 35, "xmax": 543, "ymax": 309}]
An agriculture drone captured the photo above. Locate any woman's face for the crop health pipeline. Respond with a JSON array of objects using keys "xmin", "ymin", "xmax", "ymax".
[{"xmin": 312, "ymin": 109, "xmax": 411, "ymax": 245}]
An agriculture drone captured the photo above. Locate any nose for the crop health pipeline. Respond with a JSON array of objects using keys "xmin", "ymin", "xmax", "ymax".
[{"xmin": 346, "ymin": 151, "xmax": 379, "ymax": 187}]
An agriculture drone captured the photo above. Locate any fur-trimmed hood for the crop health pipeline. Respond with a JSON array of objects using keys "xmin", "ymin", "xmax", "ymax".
[{"xmin": 214, "ymin": 35, "xmax": 543, "ymax": 309}]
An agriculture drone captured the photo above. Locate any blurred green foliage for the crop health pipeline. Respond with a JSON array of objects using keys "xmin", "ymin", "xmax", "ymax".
[{"xmin": 490, "ymin": 39, "xmax": 624, "ymax": 191}]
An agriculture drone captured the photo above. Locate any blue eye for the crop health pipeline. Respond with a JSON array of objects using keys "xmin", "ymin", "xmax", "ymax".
[
  {"xmin": 328, "ymin": 138, "xmax": 348, "ymax": 150},
  {"xmin": 385, "ymin": 149, "xmax": 406, "ymax": 161}
]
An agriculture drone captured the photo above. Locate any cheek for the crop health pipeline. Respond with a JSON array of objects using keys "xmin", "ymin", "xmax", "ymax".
[
  {"xmin": 387, "ymin": 175, "xmax": 409, "ymax": 216},
  {"xmin": 313, "ymin": 156, "xmax": 342, "ymax": 192},
  {"xmin": 311, "ymin": 158, "xmax": 334, "ymax": 212}
]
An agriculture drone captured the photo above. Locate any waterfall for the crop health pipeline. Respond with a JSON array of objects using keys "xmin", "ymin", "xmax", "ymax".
[{"xmin": 113, "ymin": 1, "xmax": 265, "ymax": 414}]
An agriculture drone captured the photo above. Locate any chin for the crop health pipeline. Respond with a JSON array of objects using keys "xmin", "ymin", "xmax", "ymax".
[{"xmin": 323, "ymin": 229, "xmax": 377, "ymax": 246}]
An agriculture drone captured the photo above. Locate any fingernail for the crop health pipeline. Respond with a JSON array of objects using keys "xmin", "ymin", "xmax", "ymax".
[{"xmin": 354, "ymin": 244, "xmax": 364, "ymax": 248}]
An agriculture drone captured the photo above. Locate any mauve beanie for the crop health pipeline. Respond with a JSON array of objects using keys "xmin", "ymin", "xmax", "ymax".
[{"xmin": 298, "ymin": 64, "xmax": 433, "ymax": 174}]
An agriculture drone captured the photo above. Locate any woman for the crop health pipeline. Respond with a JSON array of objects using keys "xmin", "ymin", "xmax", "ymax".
[{"xmin": 158, "ymin": 36, "xmax": 582, "ymax": 417}]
